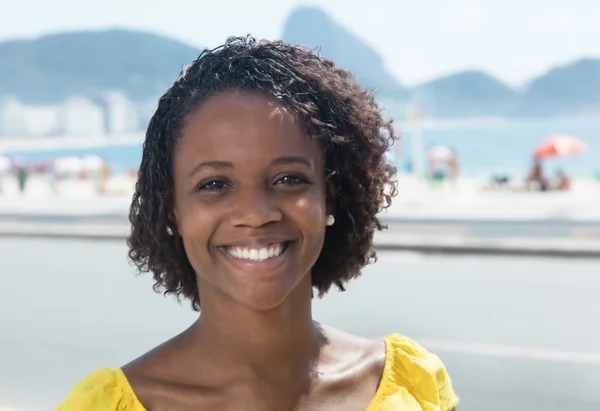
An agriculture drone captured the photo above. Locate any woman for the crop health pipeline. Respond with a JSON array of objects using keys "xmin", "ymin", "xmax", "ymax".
[{"xmin": 58, "ymin": 36, "xmax": 459, "ymax": 411}]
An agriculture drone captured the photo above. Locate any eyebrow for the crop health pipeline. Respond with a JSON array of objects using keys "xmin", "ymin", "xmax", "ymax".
[
  {"xmin": 189, "ymin": 156, "xmax": 313, "ymax": 177},
  {"xmin": 189, "ymin": 160, "xmax": 233, "ymax": 177},
  {"xmin": 270, "ymin": 156, "xmax": 314, "ymax": 169}
]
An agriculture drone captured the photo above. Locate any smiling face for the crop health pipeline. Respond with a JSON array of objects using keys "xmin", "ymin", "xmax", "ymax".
[{"xmin": 172, "ymin": 91, "xmax": 332, "ymax": 311}]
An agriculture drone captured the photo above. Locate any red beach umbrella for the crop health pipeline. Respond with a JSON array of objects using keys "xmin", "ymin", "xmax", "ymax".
[{"xmin": 533, "ymin": 134, "xmax": 588, "ymax": 159}]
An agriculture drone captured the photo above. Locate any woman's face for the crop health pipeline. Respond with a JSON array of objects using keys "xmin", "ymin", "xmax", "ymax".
[{"xmin": 172, "ymin": 91, "xmax": 332, "ymax": 311}]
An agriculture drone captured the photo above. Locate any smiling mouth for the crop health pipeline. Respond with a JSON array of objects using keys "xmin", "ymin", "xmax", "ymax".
[{"xmin": 223, "ymin": 241, "xmax": 291, "ymax": 262}]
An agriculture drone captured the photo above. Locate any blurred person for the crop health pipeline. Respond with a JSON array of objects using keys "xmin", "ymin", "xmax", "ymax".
[
  {"xmin": 427, "ymin": 159, "xmax": 447, "ymax": 190},
  {"xmin": 58, "ymin": 36, "xmax": 459, "ymax": 411},
  {"xmin": 16, "ymin": 163, "xmax": 29, "ymax": 193},
  {"xmin": 97, "ymin": 162, "xmax": 111, "ymax": 195},
  {"xmin": 447, "ymin": 149, "xmax": 459, "ymax": 190},
  {"xmin": 555, "ymin": 169, "xmax": 571, "ymax": 191},
  {"xmin": 526, "ymin": 158, "xmax": 548, "ymax": 191}
]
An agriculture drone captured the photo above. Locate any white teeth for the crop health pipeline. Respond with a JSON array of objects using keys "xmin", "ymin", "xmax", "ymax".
[{"xmin": 226, "ymin": 243, "xmax": 286, "ymax": 262}]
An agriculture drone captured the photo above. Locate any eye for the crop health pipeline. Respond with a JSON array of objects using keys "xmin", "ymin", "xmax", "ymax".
[
  {"xmin": 198, "ymin": 179, "xmax": 230, "ymax": 191},
  {"xmin": 274, "ymin": 173, "xmax": 309, "ymax": 186}
]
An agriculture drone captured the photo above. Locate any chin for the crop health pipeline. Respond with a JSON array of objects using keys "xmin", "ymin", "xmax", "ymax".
[
  {"xmin": 237, "ymin": 296, "xmax": 291, "ymax": 312},
  {"xmin": 230, "ymin": 281, "xmax": 304, "ymax": 312}
]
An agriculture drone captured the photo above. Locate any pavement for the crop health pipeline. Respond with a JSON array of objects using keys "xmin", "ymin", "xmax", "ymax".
[{"xmin": 1, "ymin": 239, "xmax": 599, "ymax": 411}]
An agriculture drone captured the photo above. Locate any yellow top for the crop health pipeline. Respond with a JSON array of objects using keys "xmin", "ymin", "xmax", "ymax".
[{"xmin": 57, "ymin": 334, "xmax": 459, "ymax": 411}]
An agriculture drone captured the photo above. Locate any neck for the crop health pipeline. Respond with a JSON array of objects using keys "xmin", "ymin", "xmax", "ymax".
[{"xmin": 190, "ymin": 277, "xmax": 325, "ymax": 376}]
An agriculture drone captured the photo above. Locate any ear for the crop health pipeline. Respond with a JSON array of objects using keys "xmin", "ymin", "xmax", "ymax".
[
  {"xmin": 170, "ymin": 205, "xmax": 180, "ymax": 236},
  {"xmin": 325, "ymin": 174, "xmax": 336, "ymax": 216}
]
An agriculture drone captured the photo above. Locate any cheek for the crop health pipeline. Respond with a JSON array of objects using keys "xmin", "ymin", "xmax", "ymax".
[
  {"xmin": 290, "ymin": 190, "xmax": 327, "ymax": 236},
  {"xmin": 175, "ymin": 203, "xmax": 217, "ymax": 263}
]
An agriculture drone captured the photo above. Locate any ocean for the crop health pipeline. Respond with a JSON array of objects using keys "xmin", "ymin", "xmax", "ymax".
[{"xmin": 2, "ymin": 117, "xmax": 600, "ymax": 179}]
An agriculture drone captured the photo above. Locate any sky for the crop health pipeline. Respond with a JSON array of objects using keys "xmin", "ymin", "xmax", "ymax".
[{"xmin": 1, "ymin": 0, "xmax": 599, "ymax": 87}]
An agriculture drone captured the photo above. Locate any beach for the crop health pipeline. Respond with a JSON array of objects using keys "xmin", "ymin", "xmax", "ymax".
[{"xmin": 1, "ymin": 172, "xmax": 599, "ymax": 212}]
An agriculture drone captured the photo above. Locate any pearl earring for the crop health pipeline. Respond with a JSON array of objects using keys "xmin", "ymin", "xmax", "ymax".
[
  {"xmin": 166, "ymin": 226, "xmax": 174, "ymax": 236},
  {"xmin": 326, "ymin": 215, "xmax": 335, "ymax": 227}
]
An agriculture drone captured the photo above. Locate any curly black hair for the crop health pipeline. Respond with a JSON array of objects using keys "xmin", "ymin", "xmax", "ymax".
[{"xmin": 127, "ymin": 35, "xmax": 398, "ymax": 311}]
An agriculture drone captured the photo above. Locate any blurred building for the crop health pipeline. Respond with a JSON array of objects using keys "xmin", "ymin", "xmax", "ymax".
[
  {"xmin": 379, "ymin": 98, "xmax": 411, "ymax": 122},
  {"xmin": 99, "ymin": 91, "xmax": 140, "ymax": 134},
  {"xmin": 59, "ymin": 96, "xmax": 105, "ymax": 136},
  {"xmin": 0, "ymin": 96, "xmax": 61, "ymax": 137},
  {"xmin": 0, "ymin": 96, "xmax": 26, "ymax": 137},
  {"xmin": 134, "ymin": 97, "xmax": 160, "ymax": 131},
  {"xmin": 0, "ymin": 91, "xmax": 144, "ymax": 138}
]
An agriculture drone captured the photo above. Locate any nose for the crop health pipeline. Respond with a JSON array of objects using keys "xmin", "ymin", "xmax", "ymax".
[{"xmin": 228, "ymin": 186, "xmax": 283, "ymax": 228}]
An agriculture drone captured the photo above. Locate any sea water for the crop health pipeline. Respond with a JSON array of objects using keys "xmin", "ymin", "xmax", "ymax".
[{"xmin": 2, "ymin": 117, "xmax": 599, "ymax": 179}]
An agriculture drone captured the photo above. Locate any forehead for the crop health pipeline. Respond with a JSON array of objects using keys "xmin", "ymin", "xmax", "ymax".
[{"xmin": 176, "ymin": 91, "xmax": 323, "ymax": 170}]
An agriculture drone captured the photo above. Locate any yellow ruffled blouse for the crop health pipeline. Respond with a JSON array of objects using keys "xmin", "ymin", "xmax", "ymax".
[{"xmin": 57, "ymin": 334, "xmax": 459, "ymax": 410}]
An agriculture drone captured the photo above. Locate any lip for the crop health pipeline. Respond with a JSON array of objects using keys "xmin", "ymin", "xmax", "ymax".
[
  {"xmin": 218, "ymin": 241, "xmax": 294, "ymax": 273},
  {"xmin": 218, "ymin": 236, "xmax": 294, "ymax": 248}
]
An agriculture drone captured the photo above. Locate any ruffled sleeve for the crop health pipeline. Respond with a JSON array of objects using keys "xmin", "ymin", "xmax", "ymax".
[
  {"xmin": 56, "ymin": 367, "xmax": 145, "ymax": 411},
  {"xmin": 367, "ymin": 334, "xmax": 460, "ymax": 411}
]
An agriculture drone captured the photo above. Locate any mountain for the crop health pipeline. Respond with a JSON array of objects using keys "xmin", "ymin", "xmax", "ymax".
[
  {"xmin": 0, "ymin": 29, "xmax": 201, "ymax": 104},
  {"xmin": 0, "ymin": 8, "xmax": 598, "ymax": 118},
  {"xmin": 282, "ymin": 7, "xmax": 408, "ymax": 100},
  {"xmin": 516, "ymin": 58, "xmax": 600, "ymax": 116},
  {"xmin": 410, "ymin": 71, "xmax": 518, "ymax": 117},
  {"xmin": 407, "ymin": 59, "xmax": 600, "ymax": 118}
]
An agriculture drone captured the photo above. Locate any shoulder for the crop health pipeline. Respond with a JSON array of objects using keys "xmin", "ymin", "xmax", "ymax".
[
  {"xmin": 378, "ymin": 333, "xmax": 460, "ymax": 411},
  {"xmin": 56, "ymin": 367, "xmax": 144, "ymax": 411}
]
